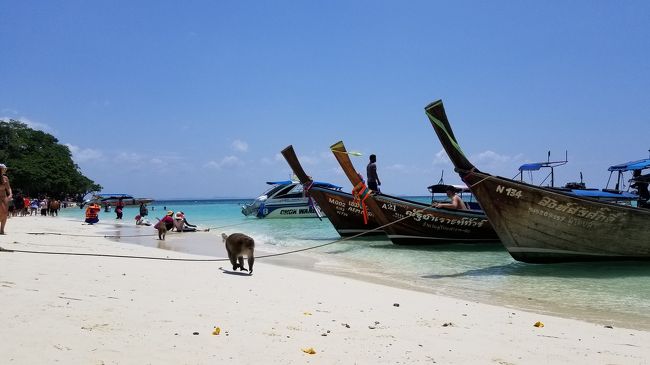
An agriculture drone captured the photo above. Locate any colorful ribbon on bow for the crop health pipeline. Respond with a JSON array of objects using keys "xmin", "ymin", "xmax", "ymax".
[
  {"xmin": 303, "ymin": 181, "xmax": 323, "ymax": 220},
  {"xmin": 352, "ymin": 181, "xmax": 371, "ymax": 224}
]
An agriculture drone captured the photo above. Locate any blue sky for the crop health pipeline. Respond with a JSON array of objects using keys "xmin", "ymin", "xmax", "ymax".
[{"xmin": 2, "ymin": 1, "xmax": 649, "ymax": 199}]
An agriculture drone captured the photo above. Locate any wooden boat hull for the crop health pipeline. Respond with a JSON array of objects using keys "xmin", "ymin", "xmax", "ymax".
[
  {"xmin": 462, "ymin": 171, "xmax": 650, "ymax": 262},
  {"xmin": 329, "ymin": 141, "xmax": 499, "ymax": 245},
  {"xmin": 371, "ymin": 194, "xmax": 498, "ymax": 245},
  {"xmin": 309, "ymin": 186, "xmax": 384, "ymax": 237},
  {"xmin": 425, "ymin": 99, "xmax": 650, "ymax": 262},
  {"xmin": 281, "ymin": 145, "xmax": 384, "ymax": 237}
]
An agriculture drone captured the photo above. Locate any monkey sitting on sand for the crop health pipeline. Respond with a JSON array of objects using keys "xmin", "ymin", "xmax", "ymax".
[{"xmin": 222, "ymin": 233, "xmax": 255, "ymax": 274}]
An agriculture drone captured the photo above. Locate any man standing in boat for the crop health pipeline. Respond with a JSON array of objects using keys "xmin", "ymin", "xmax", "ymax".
[
  {"xmin": 367, "ymin": 154, "xmax": 381, "ymax": 194},
  {"xmin": 434, "ymin": 186, "xmax": 468, "ymax": 210}
]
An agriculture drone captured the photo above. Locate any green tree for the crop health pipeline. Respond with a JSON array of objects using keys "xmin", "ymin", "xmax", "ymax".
[{"xmin": 0, "ymin": 120, "xmax": 102, "ymax": 199}]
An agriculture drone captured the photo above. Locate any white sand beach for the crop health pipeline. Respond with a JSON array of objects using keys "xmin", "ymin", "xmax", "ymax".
[{"xmin": 1, "ymin": 216, "xmax": 650, "ymax": 364}]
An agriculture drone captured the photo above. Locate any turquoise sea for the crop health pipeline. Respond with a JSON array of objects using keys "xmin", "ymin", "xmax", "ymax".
[{"xmin": 60, "ymin": 198, "xmax": 650, "ymax": 330}]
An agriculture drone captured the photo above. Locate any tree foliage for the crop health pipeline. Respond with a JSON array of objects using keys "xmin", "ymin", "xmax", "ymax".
[{"xmin": 0, "ymin": 120, "xmax": 102, "ymax": 199}]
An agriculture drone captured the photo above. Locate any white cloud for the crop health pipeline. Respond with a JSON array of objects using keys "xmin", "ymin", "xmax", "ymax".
[
  {"xmin": 432, "ymin": 149, "xmax": 451, "ymax": 166},
  {"xmin": 150, "ymin": 158, "xmax": 164, "ymax": 165},
  {"xmin": 385, "ymin": 163, "xmax": 407, "ymax": 172},
  {"xmin": 114, "ymin": 152, "xmax": 145, "ymax": 164},
  {"xmin": 472, "ymin": 150, "xmax": 511, "ymax": 165},
  {"xmin": 261, "ymin": 153, "xmax": 285, "ymax": 165},
  {"xmin": 231, "ymin": 139, "xmax": 249, "ymax": 152},
  {"xmin": 65, "ymin": 143, "xmax": 104, "ymax": 163},
  {"xmin": 205, "ymin": 155, "xmax": 244, "ymax": 169},
  {"xmin": 1, "ymin": 116, "xmax": 52, "ymax": 132}
]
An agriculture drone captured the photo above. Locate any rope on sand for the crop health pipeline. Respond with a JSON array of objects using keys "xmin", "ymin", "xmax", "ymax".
[{"xmin": 25, "ymin": 219, "xmax": 256, "ymax": 239}]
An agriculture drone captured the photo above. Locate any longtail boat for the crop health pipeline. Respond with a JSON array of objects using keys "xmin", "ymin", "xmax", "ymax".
[
  {"xmin": 280, "ymin": 145, "xmax": 385, "ymax": 237},
  {"xmin": 425, "ymin": 99, "xmax": 650, "ymax": 263},
  {"xmin": 330, "ymin": 141, "xmax": 499, "ymax": 245}
]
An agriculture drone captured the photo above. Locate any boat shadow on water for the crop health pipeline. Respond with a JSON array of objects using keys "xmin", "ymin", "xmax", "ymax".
[{"xmin": 422, "ymin": 261, "xmax": 650, "ymax": 280}]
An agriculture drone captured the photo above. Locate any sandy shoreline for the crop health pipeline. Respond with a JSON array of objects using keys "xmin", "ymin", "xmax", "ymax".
[{"xmin": 1, "ymin": 216, "xmax": 650, "ymax": 364}]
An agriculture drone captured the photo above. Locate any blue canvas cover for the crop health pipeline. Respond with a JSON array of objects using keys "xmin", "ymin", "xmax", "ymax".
[
  {"xmin": 608, "ymin": 158, "xmax": 650, "ymax": 172},
  {"xmin": 519, "ymin": 163, "xmax": 544, "ymax": 171},
  {"xmin": 266, "ymin": 180, "xmax": 342, "ymax": 190}
]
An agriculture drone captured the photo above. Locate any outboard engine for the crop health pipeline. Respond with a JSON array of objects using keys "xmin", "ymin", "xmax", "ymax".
[{"xmin": 241, "ymin": 195, "xmax": 267, "ymax": 217}]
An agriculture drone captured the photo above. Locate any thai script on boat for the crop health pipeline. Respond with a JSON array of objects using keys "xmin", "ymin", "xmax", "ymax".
[
  {"xmin": 405, "ymin": 209, "xmax": 487, "ymax": 227},
  {"xmin": 421, "ymin": 221, "xmax": 471, "ymax": 234},
  {"xmin": 536, "ymin": 196, "xmax": 624, "ymax": 223},
  {"xmin": 527, "ymin": 207, "xmax": 596, "ymax": 229}
]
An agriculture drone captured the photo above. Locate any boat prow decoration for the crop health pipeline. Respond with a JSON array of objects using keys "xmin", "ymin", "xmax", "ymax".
[{"xmin": 280, "ymin": 145, "xmax": 384, "ymax": 236}]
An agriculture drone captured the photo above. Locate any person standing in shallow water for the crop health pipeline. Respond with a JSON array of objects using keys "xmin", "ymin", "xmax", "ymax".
[
  {"xmin": 115, "ymin": 198, "xmax": 124, "ymax": 219},
  {"xmin": 0, "ymin": 163, "xmax": 13, "ymax": 234},
  {"xmin": 366, "ymin": 154, "xmax": 381, "ymax": 193}
]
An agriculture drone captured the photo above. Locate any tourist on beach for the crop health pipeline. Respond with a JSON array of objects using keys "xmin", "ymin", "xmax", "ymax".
[
  {"xmin": 85, "ymin": 203, "xmax": 101, "ymax": 224},
  {"xmin": 155, "ymin": 210, "xmax": 175, "ymax": 231},
  {"xmin": 13, "ymin": 192, "xmax": 24, "ymax": 217},
  {"xmin": 30, "ymin": 198, "xmax": 38, "ymax": 215},
  {"xmin": 134, "ymin": 214, "xmax": 151, "ymax": 226},
  {"xmin": 366, "ymin": 154, "xmax": 381, "ymax": 193},
  {"xmin": 173, "ymin": 211, "xmax": 197, "ymax": 232},
  {"xmin": 433, "ymin": 186, "xmax": 468, "ymax": 210},
  {"xmin": 139, "ymin": 202, "xmax": 148, "ymax": 217},
  {"xmin": 22, "ymin": 196, "xmax": 30, "ymax": 216},
  {"xmin": 0, "ymin": 163, "xmax": 12, "ymax": 234},
  {"xmin": 39, "ymin": 199, "xmax": 48, "ymax": 216},
  {"xmin": 115, "ymin": 198, "xmax": 124, "ymax": 219},
  {"xmin": 50, "ymin": 199, "xmax": 60, "ymax": 216}
]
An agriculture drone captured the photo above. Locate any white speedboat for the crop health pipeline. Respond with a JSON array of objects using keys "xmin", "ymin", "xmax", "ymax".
[
  {"xmin": 241, "ymin": 180, "xmax": 342, "ymax": 218},
  {"xmin": 81, "ymin": 193, "xmax": 154, "ymax": 208}
]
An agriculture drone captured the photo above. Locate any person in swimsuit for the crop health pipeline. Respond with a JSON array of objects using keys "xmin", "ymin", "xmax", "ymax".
[
  {"xmin": 433, "ymin": 185, "xmax": 468, "ymax": 210},
  {"xmin": 0, "ymin": 163, "xmax": 13, "ymax": 234}
]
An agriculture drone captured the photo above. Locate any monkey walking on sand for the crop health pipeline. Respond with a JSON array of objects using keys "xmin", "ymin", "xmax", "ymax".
[{"xmin": 222, "ymin": 233, "xmax": 255, "ymax": 274}]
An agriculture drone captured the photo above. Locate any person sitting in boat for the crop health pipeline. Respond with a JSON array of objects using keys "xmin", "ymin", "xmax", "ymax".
[
  {"xmin": 173, "ymin": 211, "xmax": 198, "ymax": 232},
  {"xmin": 433, "ymin": 185, "xmax": 468, "ymax": 210},
  {"xmin": 631, "ymin": 169, "xmax": 650, "ymax": 208},
  {"xmin": 85, "ymin": 203, "xmax": 101, "ymax": 224}
]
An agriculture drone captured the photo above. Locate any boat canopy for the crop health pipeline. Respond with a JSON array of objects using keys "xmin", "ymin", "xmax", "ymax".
[
  {"xmin": 519, "ymin": 163, "xmax": 545, "ymax": 171},
  {"xmin": 563, "ymin": 189, "xmax": 638, "ymax": 200},
  {"xmin": 94, "ymin": 193, "xmax": 136, "ymax": 200},
  {"xmin": 607, "ymin": 158, "xmax": 650, "ymax": 172},
  {"xmin": 427, "ymin": 184, "xmax": 470, "ymax": 194},
  {"xmin": 265, "ymin": 180, "xmax": 342, "ymax": 190}
]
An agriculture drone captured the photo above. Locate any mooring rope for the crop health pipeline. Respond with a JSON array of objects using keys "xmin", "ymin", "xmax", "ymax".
[
  {"xmin": 26, "ymin": 219, "xmax": 257, "ymax": 239},
  {"xmin": 2, "ymin": 205, "xmax": 438, "ymax": 262}
]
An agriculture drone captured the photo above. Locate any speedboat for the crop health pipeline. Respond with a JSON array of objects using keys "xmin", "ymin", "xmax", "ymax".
[
  {"xmin": 241, "ymin": 180, "xmax": 342, "ymax": 218},
  {"xmin": 81, "ymin": 193, "xmax": 154, "ymax": 209}
]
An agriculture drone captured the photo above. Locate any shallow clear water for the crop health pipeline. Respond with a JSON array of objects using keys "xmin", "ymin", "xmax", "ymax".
[{"xmin": 60, "ymin": 199, "xmax": 650, "ymax": 329}]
